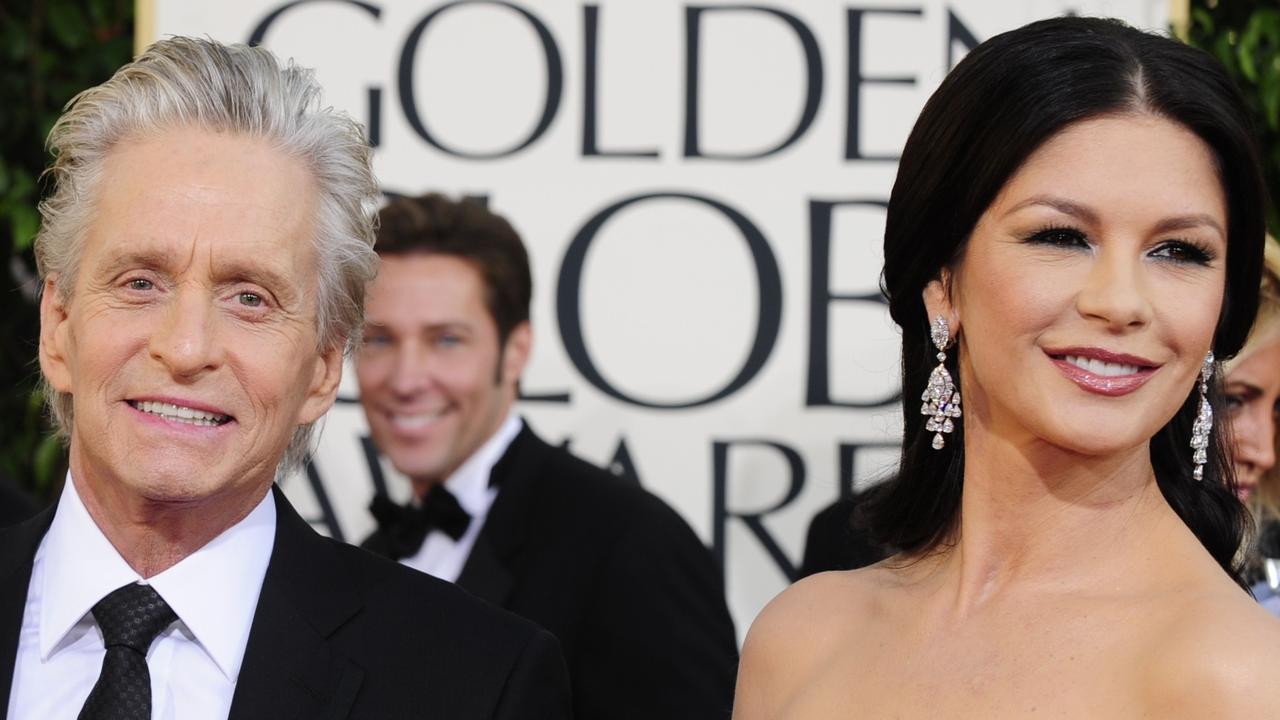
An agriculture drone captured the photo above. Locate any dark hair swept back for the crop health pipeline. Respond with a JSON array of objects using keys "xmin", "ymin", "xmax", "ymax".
[
  {"xmin": 374, "ymin": 193, "xmax": 532, "ymax": 344},
  {"xmin": 864, "ymin": 16, "xmax": 1265, "ymax": 587}
]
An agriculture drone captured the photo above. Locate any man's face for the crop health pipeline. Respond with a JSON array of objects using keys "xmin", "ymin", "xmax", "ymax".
[
  {"xmin": 39, "ymin": 127, "xmax": 344, "ymax": 512},
  {"xmin": 356, "ymin": 254, "xmax": 529, "ymax": 489}
]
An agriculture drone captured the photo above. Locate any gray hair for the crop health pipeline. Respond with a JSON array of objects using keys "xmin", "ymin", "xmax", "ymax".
[{"xmin": 35, "ymin": 36, "xmax": 380, "ymax": 475}]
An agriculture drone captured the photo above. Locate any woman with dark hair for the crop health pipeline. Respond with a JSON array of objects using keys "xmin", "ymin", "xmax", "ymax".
[{"xmin": 734, "ymin": 16, "xmax": 1280, "ymax": 717}]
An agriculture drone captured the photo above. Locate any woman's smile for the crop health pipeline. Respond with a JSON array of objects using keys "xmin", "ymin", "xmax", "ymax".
[{"xmin": 1043, "ymin": 347, "xmax": 1160, "ymax": 397}]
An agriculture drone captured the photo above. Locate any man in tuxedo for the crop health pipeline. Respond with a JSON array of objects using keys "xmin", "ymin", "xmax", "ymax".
[
  {"xmin": 358, "ymin": 193, "xmax": 740, "ymax": 720},
  {"xmin": 0, "ymin": 38, "xmax": 569, "ymax": 719}
]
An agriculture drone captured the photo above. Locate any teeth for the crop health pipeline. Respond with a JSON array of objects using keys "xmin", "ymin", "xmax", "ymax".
[
  {"xmin": 135, "ymin": 400, "xmax": 228, "ymax": 426},
  {"xmin": 1064, "ymin": 355, "xmax": 1140, "ymax": 377}
]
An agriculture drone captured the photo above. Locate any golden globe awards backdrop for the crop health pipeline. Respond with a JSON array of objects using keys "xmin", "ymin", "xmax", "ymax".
[{"xmin": 141, "ymin": 0, "xmax": 1171, "ymax": 639}]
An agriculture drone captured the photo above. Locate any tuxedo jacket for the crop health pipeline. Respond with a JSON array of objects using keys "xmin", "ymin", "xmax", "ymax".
[
  {"xmin": 0, "ymin": 476, "xmax": 39, "ymax": 528},
  {"xmin": 365, "ymin": 426, "xmax": 740, "ymax": 720},
  {"xmin": 0, "ymin": 485, "xmax": 571, "ymax": 720}
]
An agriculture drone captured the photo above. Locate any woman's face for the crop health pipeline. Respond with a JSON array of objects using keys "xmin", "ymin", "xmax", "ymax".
[
  {"xmin": 926, "ymin": 114, "xmax": 1228, "ymax": 458},
  {"xmin": 1224, "ymin": 323, "xmax": 1280, "ymax": 502}
]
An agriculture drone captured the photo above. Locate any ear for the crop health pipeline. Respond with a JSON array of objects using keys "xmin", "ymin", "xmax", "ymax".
[
  {"xmin": 921, "ymin": 269, "xmax": 960, "ymax": 340},
  {"xmin": 39, "ymin": 276, "xmax": 74, "ymax": 393},
  {"xmin": 499, "ymin": 321, "xmax": 532, "ymax": 389},
  {"xmin": 297, "ymin": 343, "xmax": 345, "ymax": 425}
]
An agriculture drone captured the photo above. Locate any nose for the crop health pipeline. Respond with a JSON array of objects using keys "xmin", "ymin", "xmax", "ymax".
[
  {"xmin": 148, "ymin": 285, "xmax": 222, "ymax": 379},
  {"xmin": 389, "ymin": 341, "xmax": 433, "ymax": 397},
  {"xmin": 1075, "ymin": 244, "xmax": 1153, "ymax": 331}
]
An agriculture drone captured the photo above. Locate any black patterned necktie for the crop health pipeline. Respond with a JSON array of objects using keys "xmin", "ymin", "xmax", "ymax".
[
  {"xmin": 78, "ymin": 582, "xmax": 178, "ymax": 720},
  {"xmin": 368, "ymin": 484, "xmax": 472, "ymax": 560}
]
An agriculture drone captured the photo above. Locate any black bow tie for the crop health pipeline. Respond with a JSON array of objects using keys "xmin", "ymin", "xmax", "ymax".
[{"xmin": 369, "ymin": 485, "xmax": 472, "ymax": 560}]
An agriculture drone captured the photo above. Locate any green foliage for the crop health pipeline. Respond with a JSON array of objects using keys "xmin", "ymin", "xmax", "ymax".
[
  {"xmin": 0, "ymin": 0, "xmax": 132, "ymax": 501},
  {"xmin": 1188, "ymin": 1, "xmax": 1280, "ymax": 235}
]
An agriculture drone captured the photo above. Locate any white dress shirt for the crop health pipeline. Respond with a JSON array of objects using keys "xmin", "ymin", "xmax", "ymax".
[
  {"xmin": 8, "ymin": 474, "xmax": 276, "ymax": 720},
  {"xmin": 399, "ymin": 412, "xmax": 521, "ymax": 582}
]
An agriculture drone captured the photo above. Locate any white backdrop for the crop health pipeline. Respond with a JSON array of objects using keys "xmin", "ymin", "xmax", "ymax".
[{"xmin": 143, "ymin": 0, "xmax": 1171, "ymax": 641}]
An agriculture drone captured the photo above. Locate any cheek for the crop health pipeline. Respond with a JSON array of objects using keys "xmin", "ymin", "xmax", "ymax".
[
  {"xmin": 1245, "ymin": 405, "xmax": 1278, "ymax": 445},
  {"xmin": 355, "ymin": 357, "xmax": 390, "ymax": 393},
  {"xmin": 70, "ymin": 313, "xmax": 148, "ymax": 392},
  {"xmin": 227, "ymin": 353, "xmax": 293, "ymax": 417},
  {"xmin": 1152, "ymin": 285, "xmax": 1220, "ymax": 353},
  {"xmin": 957, "ymin": 259, "xmax": 1070, "ymax": 362},
  {"xmin": 443, "ymin": 360, "xmax": 490, "ymax": 402}
]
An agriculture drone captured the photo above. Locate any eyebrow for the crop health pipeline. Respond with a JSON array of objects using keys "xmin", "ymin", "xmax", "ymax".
[
  {"xmin": 363, "ymin": 321, "xmax": 472, "ymax": 334},
  {"xmin": 95, "ymin": 248, "xmax": 174, "ymax": 279},
  {"xmin": 210, "ymin": 260, "xmax": 299, "ymax": 306},
  {"xmin": 1004, "ymin": 194, "xmax": 1226, "ymax": 239},
  {"xmin": 1224, "ymin": 381, "xmax": 1261, "ymax": 398}
]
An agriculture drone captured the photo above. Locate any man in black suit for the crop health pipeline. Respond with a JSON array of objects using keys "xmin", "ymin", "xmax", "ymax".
[
  {"xmin": 358, "ymin": 193, "xmax": 740, "ymax": 720},
  {"xmin": 0, "ymin": 38, "xmax": 569, "ymax": 719}
]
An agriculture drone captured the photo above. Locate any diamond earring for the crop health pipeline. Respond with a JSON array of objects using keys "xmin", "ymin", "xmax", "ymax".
[
  {"xmin": 1190, "ymin": 351, "xmax": 1214, "ymax": 481},
  {"xmin": 922, "ymin": 316, "xmax": 961, "ymax": 450}
]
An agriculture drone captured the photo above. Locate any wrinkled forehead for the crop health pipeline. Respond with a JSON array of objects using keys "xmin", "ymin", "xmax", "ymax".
[{"xmin": 80, "ymin": 128, "xmax": 321, "ymax": 300}]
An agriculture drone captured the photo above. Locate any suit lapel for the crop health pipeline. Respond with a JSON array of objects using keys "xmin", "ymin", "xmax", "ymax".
[
  {"xmin": 0, "ymin": 506, "xmax": 56, "ymax": 715},
  {"xmin": 455, "ymin": 424, "xmax": 548, "ymax": 607},
  {"xmin": 229, "ymin": 486, "xmax": 364, "ymax": 720}
]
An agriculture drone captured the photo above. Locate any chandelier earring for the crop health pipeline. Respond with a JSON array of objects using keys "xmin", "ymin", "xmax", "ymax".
[
  {"xmin": 922, "ymin": 316, "xmax": 962, "ymax": 450},
  {"xmin": 1190, "ymin": 351, "xmax": 1214, "ymax": 481}
]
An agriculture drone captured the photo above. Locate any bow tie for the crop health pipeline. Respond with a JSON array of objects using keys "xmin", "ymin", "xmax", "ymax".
[{"xmin": 369, "ymin": 485, "xmax": 471, "ymax": 560}]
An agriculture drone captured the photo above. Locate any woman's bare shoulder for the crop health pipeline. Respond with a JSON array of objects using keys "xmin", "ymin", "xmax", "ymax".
[
  {"xmin": 733, "ymin": 565, "xmax": 899, "ymax": 718},
  {"xmin": 1140, "ymin": 586, "xmax": 1280, "ymax": 717}
]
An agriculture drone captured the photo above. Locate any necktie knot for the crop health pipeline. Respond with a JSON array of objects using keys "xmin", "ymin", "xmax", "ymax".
[
  {"xmin": 369, "ymin": 484, "xmax": 472, "ymax": 560},
  {"xmin": 91, "ymin": 582, "xmax": 178, "ymax": 653},
  {"xmin": 79, "ymin": 583, "xmax": 177, "ymax": 719}
]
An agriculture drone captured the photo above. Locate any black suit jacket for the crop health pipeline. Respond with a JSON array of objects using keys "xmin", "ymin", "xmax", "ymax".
[
  {"xmin": 366, "ymin": 425, "xmax": 740, "ymax": 720},
  {"xmin": 0, "ymin": 476, "xmax": 40, "ymax": 528},
  {"xmin": 0, "ymin": 485, "xmax": 571, "ymax": 719}
]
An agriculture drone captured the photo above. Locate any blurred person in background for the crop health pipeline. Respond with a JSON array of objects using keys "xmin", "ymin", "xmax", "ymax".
[
  {"xmin": 1228, "ymin": 241, "xmax": 1280, "ymax": 614},
  {"xmin": 358, "ymin": 193, "xmax": 739, "ymax": 720}
]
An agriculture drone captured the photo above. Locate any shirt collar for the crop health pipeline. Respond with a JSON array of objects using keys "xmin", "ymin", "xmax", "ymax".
[
  {"xmin": 39, "ymin": 473, "xmax": 276, "ymax": 682},
  {"xmin": 442, "ymin": 412, "xmax": 521, "ymax": 515}
]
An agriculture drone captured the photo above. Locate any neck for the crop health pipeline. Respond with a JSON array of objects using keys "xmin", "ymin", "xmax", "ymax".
[
  {"xmin": 69, "ymin": 450, "xmax": 268, "ymax": 578},
  {"xmin": 933, "ymin": 423, "xmax": 1176, "ymax": 614}
]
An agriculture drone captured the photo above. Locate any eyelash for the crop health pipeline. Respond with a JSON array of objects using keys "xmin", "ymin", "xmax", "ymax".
[{"xmin": 1023, "ymin": 225, "xmax": 1216, "ymax": 266}]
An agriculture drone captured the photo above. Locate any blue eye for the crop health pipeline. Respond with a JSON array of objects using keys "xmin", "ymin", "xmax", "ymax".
[
  {"xmin": 238, "ymin": 292, "xmax": 263, "ymax": 307},
  {"xmin": 127, "ymin": 278, "xmax": 154, "ymax": 291},
  {"xmin": 436, "ymin": 335, "xmax": 461, "ymax": 348}
]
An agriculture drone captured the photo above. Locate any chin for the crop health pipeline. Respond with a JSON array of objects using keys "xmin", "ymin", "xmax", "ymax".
[
  {"xmin": 385, "ymin": 449, "xmax": 449, "ymax": 482},
  {"xmin": 1041, "ymin": 427, "xmax": 1148, "ymax": 458},
  {"xmin": 126, "ymin": 480, "xmax": 215, "ymax": 506}
]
